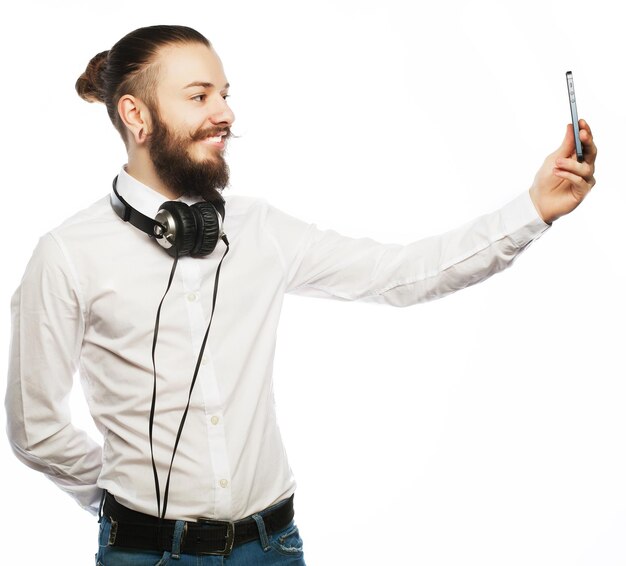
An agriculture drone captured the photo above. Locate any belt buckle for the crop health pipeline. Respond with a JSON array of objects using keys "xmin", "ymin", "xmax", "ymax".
[{"xmin": 197, "ymin": 517, "xmax": 235, "ymax": 556}]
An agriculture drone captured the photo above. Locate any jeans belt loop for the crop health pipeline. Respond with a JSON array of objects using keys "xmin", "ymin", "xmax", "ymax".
[{"xmin": 171, "ymin": 520, "xmax": 187, "ymax": 559}]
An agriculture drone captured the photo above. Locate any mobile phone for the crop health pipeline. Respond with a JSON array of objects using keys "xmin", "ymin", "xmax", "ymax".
[{"xmin": 565, "ymin": 71, "xmax": 584, "ymax": 162}]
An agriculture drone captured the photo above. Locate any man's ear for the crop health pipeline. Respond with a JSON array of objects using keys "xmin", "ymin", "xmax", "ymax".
[{"xmin": 118, "ymin": 94, "xmax": 153, "ymax": 145}]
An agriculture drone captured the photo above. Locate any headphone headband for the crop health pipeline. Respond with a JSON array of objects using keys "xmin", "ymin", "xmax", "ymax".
[{"xmin": 111, "ymin": 177, "xmax": 164, "ymax": 238}]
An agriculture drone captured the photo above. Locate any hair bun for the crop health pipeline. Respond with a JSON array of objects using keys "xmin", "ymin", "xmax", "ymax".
[{"xmin": 75, "ymin": 50, "xmax": 109, "ymax": 103}]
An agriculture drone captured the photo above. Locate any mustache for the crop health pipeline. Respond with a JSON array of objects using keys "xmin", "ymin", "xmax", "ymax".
[{"xmin": 190, "ymin": 126, "xmax": 233, "ymax": 142}]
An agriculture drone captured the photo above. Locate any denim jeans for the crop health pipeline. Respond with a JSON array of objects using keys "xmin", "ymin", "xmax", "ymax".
[{"xmin": 95, "ymin": 513, "xmax": 306, "ymax": 565}]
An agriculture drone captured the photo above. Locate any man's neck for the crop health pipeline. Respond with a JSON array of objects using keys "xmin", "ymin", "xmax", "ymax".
[{"xmin": 126, "ymin": 153, "xmax": 179, "ymax": 200}]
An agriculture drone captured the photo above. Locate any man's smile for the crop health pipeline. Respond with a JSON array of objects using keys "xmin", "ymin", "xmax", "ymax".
[{"xmin": 199, "ymin": 131, "xmax": 227, "ymax": 149}]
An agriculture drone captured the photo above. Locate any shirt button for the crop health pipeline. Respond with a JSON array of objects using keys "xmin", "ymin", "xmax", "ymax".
[
  {"xmin": 186, "ymin": 292, "xmax": 198, "ymax": 302},
  {"xmin": 211, "ymin": 416, "xmax": 220, "ymax": 426},
  {"xmin": 201, "ymin": 357, "xmax": 210, "ymax": 366},
  {"xmin": 219, "ymin": 479, "xmax": 229, "ymax": 488}
]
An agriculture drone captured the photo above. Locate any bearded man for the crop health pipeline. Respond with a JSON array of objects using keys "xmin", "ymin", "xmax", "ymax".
[{"xmin": 5, "ymin": 25, "xmax": 597, "ymax": 565}]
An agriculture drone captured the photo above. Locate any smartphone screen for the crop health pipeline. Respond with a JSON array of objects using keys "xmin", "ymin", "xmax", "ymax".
[{"xmin": 565, "ymin": 71, "xmax": 584, "ymax": 162}]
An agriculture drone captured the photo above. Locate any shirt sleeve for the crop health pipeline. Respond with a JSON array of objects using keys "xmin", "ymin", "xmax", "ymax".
[
  {"xmin": 5, "ymin": 233, "xmax": 103, "ymax": 514},
  {"xmin": 266, "ymin": 191, "xmax": 550, "ymax": 306}
]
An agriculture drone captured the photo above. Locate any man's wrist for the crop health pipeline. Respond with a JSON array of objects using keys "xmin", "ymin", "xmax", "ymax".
[{"xmin": 528, "ymin": 188, "xmax": 553, "ymax": 225}]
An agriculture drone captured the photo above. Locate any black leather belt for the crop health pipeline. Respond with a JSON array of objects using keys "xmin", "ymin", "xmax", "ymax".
[{"xmin": 102, "ymin": 492, "xmax": 295, "ymax": 556}]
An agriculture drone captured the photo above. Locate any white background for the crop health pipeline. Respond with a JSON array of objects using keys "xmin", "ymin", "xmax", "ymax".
[{"xmin": 1, "ymin": 1, "xmax": 624, "ymax": 564}]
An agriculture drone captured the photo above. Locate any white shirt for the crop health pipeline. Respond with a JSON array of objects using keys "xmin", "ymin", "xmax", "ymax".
[{"xmin": 5, "ymin": 168, "xmax": 549, "ymax": 521}]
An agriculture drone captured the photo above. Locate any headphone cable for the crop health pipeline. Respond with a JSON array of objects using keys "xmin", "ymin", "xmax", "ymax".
[{"xmin": 149, "ymin": 234, "xmax": 230, "ymax": 520}]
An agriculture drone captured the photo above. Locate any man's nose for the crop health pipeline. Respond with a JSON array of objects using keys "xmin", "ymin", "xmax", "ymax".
[{"xmin": 209, "ymin": 96, "xmax": 235, "ymax": 126}]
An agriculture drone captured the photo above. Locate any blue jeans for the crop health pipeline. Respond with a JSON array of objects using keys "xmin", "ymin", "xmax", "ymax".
[{"xmin": 95, "ymin": 513, "xmax": 306, "ymax": 565}]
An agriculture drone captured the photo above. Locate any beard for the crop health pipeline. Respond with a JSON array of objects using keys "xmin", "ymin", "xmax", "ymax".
[{"xmin": 146, "ymin": 109, "xmax": 231, "ymax": 202}]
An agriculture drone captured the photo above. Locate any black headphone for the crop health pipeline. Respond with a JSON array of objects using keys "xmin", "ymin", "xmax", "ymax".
[
  {"xmin": 109, "ymin": 175, "xmax": 231, "ymax": 520},
  {"xmin": 110, "ymin": 175, "xmax": 226, "ymax": 257}
]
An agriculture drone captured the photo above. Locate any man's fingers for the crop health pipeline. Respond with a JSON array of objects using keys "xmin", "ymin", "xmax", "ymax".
[
  {"xmin": 555, "ymin": 156, "xmax": 594, "ymax": 180},
  {"xmin": 553, "ymin": 167, "xmax": 595, "ymax": 193},
  {"xmin": 579, "ymin": 120, "xmax": 598, "ymax": 161},
  {"xmin": 579, "ymin": 118, "xmax": 593, "ymax": 137}
]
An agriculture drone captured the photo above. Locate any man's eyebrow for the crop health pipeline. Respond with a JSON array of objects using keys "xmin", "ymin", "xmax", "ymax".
[{"xmin": 183, "ymin": 81, "xmax": 230, "ymax": 90}]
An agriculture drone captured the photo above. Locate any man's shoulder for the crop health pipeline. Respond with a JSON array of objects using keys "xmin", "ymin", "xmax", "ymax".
[
  {"xmin": 50, "ymin": 194, "xmax": 114, "ymax": 238},
  {"xmin": 223, "ymin": 193, "xmax": 304, "ymax": 226},
  {"xmin": 222, "ymin": 193, "xmax": 269, "ymax": 218}
]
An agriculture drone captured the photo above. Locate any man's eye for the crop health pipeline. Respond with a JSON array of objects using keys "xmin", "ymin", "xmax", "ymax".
[
  {"xmin": 222, "ymin": 94, "xmax": 230, "ymax": 101},
  {"xmin": 191, "ymin": 94, "xmax": 206, "ymax": 102}
]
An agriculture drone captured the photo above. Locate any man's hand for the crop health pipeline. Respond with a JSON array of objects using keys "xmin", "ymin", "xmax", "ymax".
[{"xmin": 529, "ymin": 119, "xmax": 597, "ymax": 224}]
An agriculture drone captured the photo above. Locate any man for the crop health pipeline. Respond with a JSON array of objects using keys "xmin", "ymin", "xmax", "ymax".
[{"xmin": 5, "ymin": 24, "xmax": 596, "ymax": 565}]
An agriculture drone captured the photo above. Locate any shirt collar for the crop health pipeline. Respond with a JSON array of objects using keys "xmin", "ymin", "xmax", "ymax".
[{"xmin": 113, "ymin": 166, "xmax": 199, "ymax": 219}]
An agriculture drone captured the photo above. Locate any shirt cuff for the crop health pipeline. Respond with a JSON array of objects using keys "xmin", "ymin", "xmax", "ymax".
[{"xmin": 500, "ymin": 190, "xmax": 551, "ymax": 247}]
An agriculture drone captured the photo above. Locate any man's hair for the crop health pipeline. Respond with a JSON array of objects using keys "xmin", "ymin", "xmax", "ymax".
[{"xmin": 75, "ymin": 25, "xmax": 210, "ymax": 144}]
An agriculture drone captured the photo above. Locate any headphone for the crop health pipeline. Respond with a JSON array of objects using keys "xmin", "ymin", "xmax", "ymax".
[
  {"xmin": 110, "ymin": 175, "xmax": 226, "ymax": 257},
  {"xmin": 108, "ymin": 174, "xmax": 230, "ymax": 520}
]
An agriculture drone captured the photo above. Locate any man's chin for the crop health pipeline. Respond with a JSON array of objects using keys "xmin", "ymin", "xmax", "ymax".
[{"xmin": 149, "ymin": 137, "xmax": 229, "ymax": 199}]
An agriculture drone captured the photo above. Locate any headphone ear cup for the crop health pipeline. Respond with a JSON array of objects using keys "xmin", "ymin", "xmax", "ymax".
[
  {"xmin": 190, "ymin": 202, "xmax": 220, "ymax": 257},
  {"xmin": 158, "ymin": 201, "xmax": 197, "ymax": 257}
]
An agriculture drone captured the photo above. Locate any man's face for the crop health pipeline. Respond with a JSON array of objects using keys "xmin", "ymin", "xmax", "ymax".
[{"xmin": 145, "ymin": 42, "xmax": 235, "ymax": 201}]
